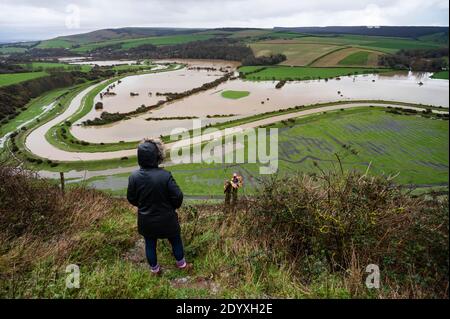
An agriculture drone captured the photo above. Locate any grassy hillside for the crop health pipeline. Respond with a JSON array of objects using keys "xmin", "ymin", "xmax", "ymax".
[
  {"xmin": 0, "ymin": 88, "xmax": 69, "ymax": 137},
  {"xmin": 249, "ymin": 34, "xmax": 445, "ymax": 66},
  {"xmin": 0, "ymin": 164, "xmax": 447, "ymax": 298},
  {"xmin": 250, "ymin": 40, "xmax": 341, "ymax": 66},
  {"xmin": 311, "ymin": 48, "xmax": 383, "ymax": 67},
  {"xmin": 71, "ymin": 34, "xmax": 214, "ymax": 53},
  {"xmin": 36, "ymin": 39, "xmax": 74, "ymax": 49},
  {"xmin": 0, "ymin": 46, "xmax": 28, "ymax": 54},
  {"xmin": 0, "ymin": 71, "xmax": 49, "ymax": 87},
  {"xmin": 338, "ymin": 51, "xmax": 372, "ymax": 65}
]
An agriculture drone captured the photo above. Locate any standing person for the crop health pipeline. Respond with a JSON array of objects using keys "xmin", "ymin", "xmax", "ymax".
[
  {"xmin": 223, "ymin": 180, "xmax": 232, "ymax": 213},
  {"xmin": 127, "ymin": 138, "xmax": 189, "ymax": 275},
  {"xmin": 230, "ymin": 173, "xmax": 243, "ymax": 211}
]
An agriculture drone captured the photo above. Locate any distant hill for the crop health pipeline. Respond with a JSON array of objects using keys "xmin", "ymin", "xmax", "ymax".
[
  {"xmin": 274, "ymin": 26, "xmax": 449, "ymax": 39},
  {"xmin": 45, "ymin": 27, "xmax": 207, "ymax": 46}
]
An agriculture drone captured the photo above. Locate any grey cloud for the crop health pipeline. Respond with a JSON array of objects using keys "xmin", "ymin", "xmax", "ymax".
[{"xmin": 0, "ymin": 0, "xmax": 448, "ymax": 42}]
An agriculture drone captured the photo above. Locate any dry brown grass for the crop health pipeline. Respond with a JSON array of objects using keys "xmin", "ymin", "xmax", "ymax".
[{"xmin": 0, "ymin": 164, "xmax": 125, "ymax": 277}]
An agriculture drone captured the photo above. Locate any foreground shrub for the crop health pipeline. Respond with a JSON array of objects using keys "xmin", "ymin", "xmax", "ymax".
[
  {"xmin": 0, "ymin": 164, "xmax": 132, "ymax": 278},
  {"xmin": 245, "ymin": 171, "xmax": 449, "ymax": 298}
]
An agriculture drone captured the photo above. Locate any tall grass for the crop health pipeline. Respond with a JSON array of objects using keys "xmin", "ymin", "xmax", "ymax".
[
  {"xmin": 244, "ymin": 169, "xmax": 449, "ymax": 298},
  {"xmin": 0, "ymin": 162, "xmax": 447, "ymax": 298}
]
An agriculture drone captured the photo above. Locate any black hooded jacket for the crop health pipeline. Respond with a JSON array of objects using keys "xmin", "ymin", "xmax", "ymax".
[{"xmin": 127, "ymin": 142, "xmax": 183, "ymax": 238}]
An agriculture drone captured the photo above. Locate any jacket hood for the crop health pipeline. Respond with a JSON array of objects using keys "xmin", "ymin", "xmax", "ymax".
[{"xmin": 138, "ymin": 142, "xmax": 159, "ymax": 168}]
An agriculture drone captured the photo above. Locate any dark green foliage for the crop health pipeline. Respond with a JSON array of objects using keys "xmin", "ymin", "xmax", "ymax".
[
  {"xmin": 241, "ymin": 54, "xmax": 287, "ymax": 66},
  {"xmin": 245, "ymin": 171, "xmax": 448, "ymax": 297},
  {"xmin": 379, "ymin": 47, "xmax": 449, "ymax": 71}
]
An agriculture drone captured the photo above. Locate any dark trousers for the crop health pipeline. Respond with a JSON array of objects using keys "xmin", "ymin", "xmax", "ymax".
[{"xmin": 144, "ymin": 234, "xmax": 185, "ymax": 267}]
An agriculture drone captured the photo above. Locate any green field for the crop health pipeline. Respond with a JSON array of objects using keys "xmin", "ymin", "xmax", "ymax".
[
  {"xmin": 239, "ymin": 66, "xmax": 389, "ymax": 80},
  {"xmin": 325, "ymin": 34, "xmax": 443, "ymax": 52},
  {"xmin": 338, "ymin": 51, "xmax": 371, "ymax": 65},
  {"xmin": 72, "ymin": 34, "xmax": 213, "ymax": 53},
  {"xmin": 0, "ymin": 88, "xmax": 69, "ymax": 137},
  {"xmin": 246, "ymin": 31, "xmax": 447, "ymax": 68},
  {"xmin": 0, "ymin": 71, "xmax": 49, "ymax": 87},
  {"xmin": 431, "ymin": 70, "xmax": 449, "ymax": 80},
  {"xmin": 84, "ymin": 107, "xmax": 449, "ymax": 196},
  {"xmin": 221, "ymin": 90, "xmax": 250, "ymax": 99},
  {"xmin": 249, "ymin": 34, "xmax": 444, "ymax": 67},
  {"xmin": 19, "ymin": 62, "xmax": 92, "ymax": 72},
  {"xmin": 4, "ymin": 30, "xmax": 446, "ymax": 61},
  {"xmin": 36, "ymin": 39, "xmax": 75, "ymax": 49},
  {"xmin": 0, "ymin": 46, "xmax": 28, "ymax": 54},
  {"xmin": 250, "ymin": 41, "xmax": 341, "ymax": 66}
]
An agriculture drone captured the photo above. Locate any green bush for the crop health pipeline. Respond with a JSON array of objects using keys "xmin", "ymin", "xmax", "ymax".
[{"xmin": 245, "ymin": 171, "xmax": 448, "ymax": 297}]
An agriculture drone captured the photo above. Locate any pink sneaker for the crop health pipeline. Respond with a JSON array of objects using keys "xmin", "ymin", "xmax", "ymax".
[
  {"xmin": 176, "ymin": 259, "xmax": 193, "ymax": 270},
  {"xmin": 150, "ymin": 264, "xmax": 162, "ymax": 275}
]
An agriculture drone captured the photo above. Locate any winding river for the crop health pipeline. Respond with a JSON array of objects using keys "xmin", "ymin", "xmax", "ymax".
[{"xmin": 22, "ymin": 60, "xmax": 449, "ymax": 165}]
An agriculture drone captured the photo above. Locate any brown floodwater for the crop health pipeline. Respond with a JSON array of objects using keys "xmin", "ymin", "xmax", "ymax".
[
  {"xmin": 24, "ymin": 60, "xmax": 449, "ymax": 162},
  {"xmin": 72, "ymin": 68, "xmax": 449, "ymax": 143},
  {"xmin": 86, "ymin": 67, "xmax": 226, "ymax": 117}
]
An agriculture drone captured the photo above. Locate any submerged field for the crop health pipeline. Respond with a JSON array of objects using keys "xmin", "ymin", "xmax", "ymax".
[{"xmin": 85, "ymin": 107, "xmax": 449, "ymax": 196}]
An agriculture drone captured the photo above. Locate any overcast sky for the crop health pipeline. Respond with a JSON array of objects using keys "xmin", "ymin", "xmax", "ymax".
[{"xmin": 0, "ymin": 0, "xmax": 448, "ymax": 42}]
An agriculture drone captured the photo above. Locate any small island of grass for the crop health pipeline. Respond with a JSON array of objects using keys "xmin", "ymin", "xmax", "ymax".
[{"xmin": 221, "ymin": 90, "xmax": 250, "ymax": 99}]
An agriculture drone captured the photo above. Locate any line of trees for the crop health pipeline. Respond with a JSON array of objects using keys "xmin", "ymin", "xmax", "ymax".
[
  {"xmin": 89, "ymin": 38, "xmax": 286, "ymax": 66},
  {"xmin": 88, "ymin": 38, "xmax": 254, "ymax": 62},
  {"xmin": 241, "ymin": 53, "xmax": 287, "ymax": 66},
  {"xmin": 0, "ymin": 63, "xmax": 28, "ymax": 74},
  {"xmin": 379, "ymin": 47, "xmax": 449, "ymax": 71}
]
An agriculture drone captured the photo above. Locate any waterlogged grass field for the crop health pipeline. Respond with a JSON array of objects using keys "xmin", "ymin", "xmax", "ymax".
[
  {"xmin": 239, "ymin": 66, "xmax": 388, "ymax": 80},
  {"xmin": 86, "ymin": 107, "xmax": 449, "ymax": 196},
  {"xmin": 221, "ymin": 90, "xmax": 250, "ymax": 99}
]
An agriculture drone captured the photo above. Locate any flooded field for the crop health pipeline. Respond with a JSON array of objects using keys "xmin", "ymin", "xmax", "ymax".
[
  {"xmin": 22, "ymin": 60, "xmax": 449, "ymax": 162},
  {"xmin": 85, "ymin": 67, "xmax": 226, "ymax": 116},
  {"xmin": 72, "ymin": 66, "xmax": 449, "ymax": 143}
]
